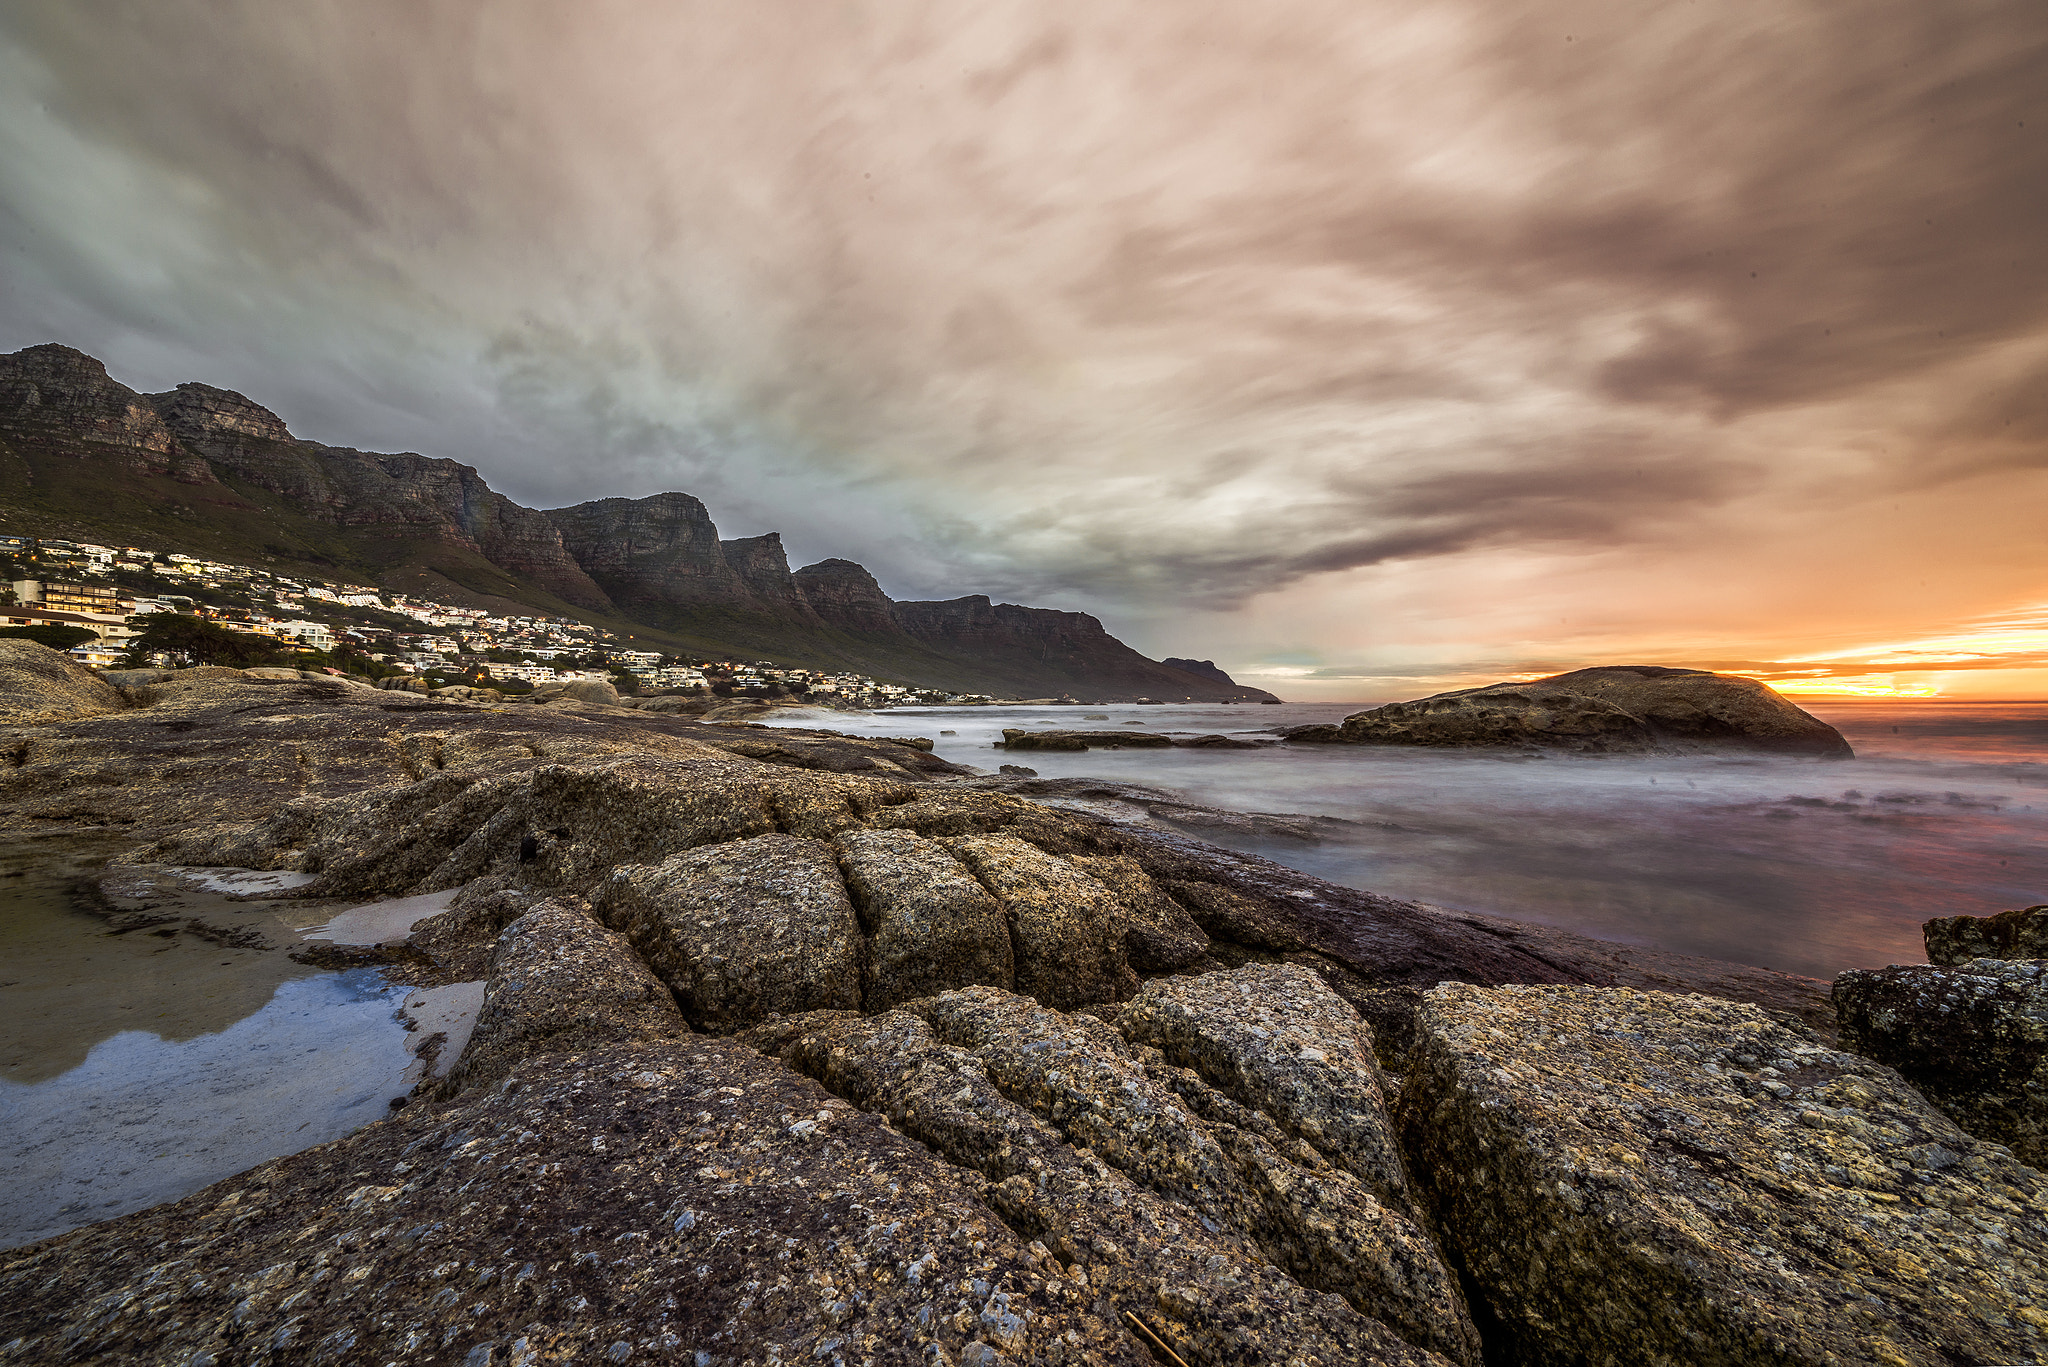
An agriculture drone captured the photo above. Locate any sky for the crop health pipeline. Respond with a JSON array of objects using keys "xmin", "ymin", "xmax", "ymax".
[{"xmin": 2, "ymin": 2, "xmax": 2044, "ymax": 701}]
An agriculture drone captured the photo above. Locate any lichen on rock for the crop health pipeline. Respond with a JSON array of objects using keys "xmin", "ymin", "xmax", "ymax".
[
  {"xmin": 833, "ymin": 826, "xmax": 1015, "ymax": 1008},
  {"xmin": 1402, "ymin": 982, "xmax": 2048, "ymax": 1367},
  {"xmin": 1834, "ymin": 956, "xmax": 2048, "ymax": 1167},
  {"xmin": 1923, "ymin": 901, "xmax": 2048, "ymax": 965},
  {"xmin": 593, "ymin": 833, "xmax": 864, "ymax": 1032},
  {"xmin": 432, "ymin": 900, "xmax": 684, "ymax": 1096}
]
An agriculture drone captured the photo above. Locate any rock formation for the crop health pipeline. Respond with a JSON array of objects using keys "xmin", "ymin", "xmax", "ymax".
[
  {"xmin": 1160, "ymin": 657, "xmax": 1236, "ymax": 685},
  {"xmin": 0, "ymin": 343, "xmax": 1271, "ymax": 700},
  {"xmin": 1924, "ymin": 902, "xmax": 2048, "ymax": 964},
  {"xmin": 886, "ymin": 595, "xmax": 1277, "ymax": 702},
  {"xmin": 541, "ymin": 492, "xmax": 743, "ymax": 614},
  {"xmin": 3, "ymin": 640, "xmax": 2038, "ymax": 1365},
  {"xmin": 1288, "ymin": 665, "xmax": 1852, "ymax": 756},
  {"xmin": 1405, "ymin": 983, "xmax": 2046, "ymax": 1366},
  {"xmin": 0, "ymin": 638, "xmax": 125, "ymax": 724},
  {"xmin": 0, "ymin": 344, "xmax": 210, "ymax": 481},
  {"xmin": 1835, "ymin": 956, "xmax": 2048, "ymax": 1167},
  {"xmin": 791, "ymin": 557, "xmax": 901, "ymax": 634},
  {"xmin": 1001, "ymin": 728, "xmax": 1176, "ymax": 751},
  {"xmin": 545, "ymin": 490, "xmax": 1280, "ymax": 699},
  {"xmin": 0, "ymin": 344, "xmax": 612, "ymax": 613}
]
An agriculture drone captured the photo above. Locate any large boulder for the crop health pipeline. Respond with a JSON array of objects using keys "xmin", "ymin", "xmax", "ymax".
[
  {"xmin": 434, "ymin": 901, "xmax": 684, "ymax": 1096},
  {"xmin": 1068, "ymin": 853, "xmax": 1212, "ymax": 972},
  {"xmin": 1290, "ymin": 665, "xmax": 1853, "ymax": 757},
  {"xmin": 1401, "ymin": 983, "xmax": 2048, "ymax": 1366},
  {"xmin": 1924, "ymin": 902, "xmax": 2048, "ymax": 965},
  {"xmin": 593, "ymin": 833, "xmax": 864, "ymax": 1032},
  {"xmin": 1116, "ymin": 964, "xmax": 1410, "ymax": 1207},
  {"xmin": 832, "ymin": 827, "xmax": 1014, "ymax": 1008},
  {"xmin": 525, "ymin": 677, "xmax": 620, "ymax": 706},
  {"xmin": 0, "ymin": 640, "xmax": 124, "ymax": 724},
  {"xmin": 945, "ymin": 834, "xmax": 1139, "ymax": 1009},
  {"xmin": 1834, "ymin": 958, "xmax": 2048, "ymax": 1167}
]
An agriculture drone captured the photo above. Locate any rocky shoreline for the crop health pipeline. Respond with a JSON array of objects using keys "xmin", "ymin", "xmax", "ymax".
[{"xmin": 1, "ymin": 640, "xmax": 2042, "ymax": 1365}]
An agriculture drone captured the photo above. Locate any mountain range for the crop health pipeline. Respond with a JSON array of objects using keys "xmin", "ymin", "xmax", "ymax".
[{"xmin": 0, "ymin": 344, "xmax": 1276, "ymax": 701}]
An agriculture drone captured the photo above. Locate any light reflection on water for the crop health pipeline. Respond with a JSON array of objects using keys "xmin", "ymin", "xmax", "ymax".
[
  {"xmin": 772, "ymin": 699, "xmax": 2048, "ymax": 980},
  {"xmin": 0, "ymin": 971, "xmax": 412, "ymax": 1249}
]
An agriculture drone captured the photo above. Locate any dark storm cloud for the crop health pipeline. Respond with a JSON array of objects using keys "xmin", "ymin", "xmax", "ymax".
[{"xmin": 0, "ymin": 0, "xmax": 2043, "ymax": 634}]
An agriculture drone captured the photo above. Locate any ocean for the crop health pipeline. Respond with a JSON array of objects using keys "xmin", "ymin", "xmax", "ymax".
[{"xmin": 765, "ymin": 698, "xmax": 2048, "ymax": 981}]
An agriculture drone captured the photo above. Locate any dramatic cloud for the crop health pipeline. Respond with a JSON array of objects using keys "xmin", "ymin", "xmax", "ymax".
[{"xmin": 2, "ymin": 1, "xmax": 2043, "ymax": 694}]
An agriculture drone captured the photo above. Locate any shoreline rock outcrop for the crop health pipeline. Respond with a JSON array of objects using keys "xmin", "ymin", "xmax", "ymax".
[
  {"xmin": 0, "ymin": 639, "xmax": 126, "ymax": 724},
  {"xmin": 4, "ymin": 641, "xmax": 2040, "ymax": 1365},
  {"xmin": 1834, "ymin": 957, "xmax": 2048, "ymax": 1168},
  {"xmin": 1287, "ymin": 665, "xmax": 1853, "ymax": 757},
  {"xmin": 1405, "ymin": 983, "xmax": 2048, "ymax": 1366},
  {"xmin": 1924, "ymin": 902, "xmax": 2048, "ymax": 964}
]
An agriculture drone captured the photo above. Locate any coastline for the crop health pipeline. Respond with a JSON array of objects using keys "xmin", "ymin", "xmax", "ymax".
[{"xmin": 1, "ymin": 651, "xmax": 2042, "ymax": 1364}]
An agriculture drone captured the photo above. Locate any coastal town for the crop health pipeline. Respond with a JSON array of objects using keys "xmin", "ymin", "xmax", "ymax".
[{"xmin": 0, "ymin": 533, "xmax": 993, "ymax": 708}]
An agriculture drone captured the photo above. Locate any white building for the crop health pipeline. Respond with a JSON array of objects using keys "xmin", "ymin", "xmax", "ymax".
[{"xmin": 278, "ymin": 620, "xmax": 337, "ymax": 650}]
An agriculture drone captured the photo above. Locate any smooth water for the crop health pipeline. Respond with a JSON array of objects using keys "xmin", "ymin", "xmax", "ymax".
[
  {"xmin": 0, "ymin": 971, "xmax": 413, "ymax": 1249},
  {"xmin": 769, "ymin": 699, "xmax": 2048, "ymax": 980},
  {"xmin": 0, "ymin": 857, "xmax": 431, "ymax": 1249}
]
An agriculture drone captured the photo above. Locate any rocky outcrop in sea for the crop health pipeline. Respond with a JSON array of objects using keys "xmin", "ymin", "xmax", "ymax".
[
  {"xmin": 1286, "ymin": 665, "xmax": 1854, "ymax": 757},
  {"xmin": 0, "ymin": 643, "xmax": 2039, "ymax": 1366}
]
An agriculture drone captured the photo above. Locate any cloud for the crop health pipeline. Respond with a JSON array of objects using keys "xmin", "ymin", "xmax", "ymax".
[{"xmin": 0, "ymin": 0, "xmax": 2042, "ymax": 672}]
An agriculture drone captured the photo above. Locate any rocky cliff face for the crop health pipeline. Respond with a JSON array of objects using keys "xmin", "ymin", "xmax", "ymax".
[
  {"xmin": 0, "ymin": 344, "xmax": 213, "ymax": 481},
  {"xmin": 542, "ymin": 493, "xmax": 743, "ymax": 611},
  {"xmin": 719, "ymin": 532, "xmax": 820, "ymax": 620},
  {"xmin": 0, "ymin": 344, "xmax": 612, "ymax": 610},
  {"xmin": 886, "ymin": 596, "xmax": 1276, "ymax": 701},
  {"xmin": 1162, "ymin": 657, "xmax": 1237, "ymax": 685},
  {"xmin": 0, "ymin": 343, "xmax": 1268, "ymax": 698},
  {"xmin": 148, "ymin": 381, "xmax": 294, "ymax": 443},
  {"xmin": 792, "ymin": 558, "xmax": 900, "ymax": 633},
  {"xmin": 544, "ymin": 492, "xmax": 1275, "ymax": 698},
  {"xmin": 147, "ymin": 388, "xmax": 613, "ymax": 611}
]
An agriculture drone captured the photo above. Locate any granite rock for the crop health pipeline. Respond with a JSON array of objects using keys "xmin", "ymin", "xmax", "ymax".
[
  {"xmin": 1067, "ymin": 853, "xmax": 1212, "ymax": 972},
  {"xmin": 523, "ymin": 677, "xmax": 620, "ymax": 707},
  {"xmin": 945, "ymin": 834, "xmax": 1140, "ymax": 1010},
  {"xmin": 1116, "ymin": 964, "xmax": 1411, "ymax": 1207},
  {"xmin": 1834, "ymin": 957, "xmax": 2048, "ymax": 1166},
  {"xmin": 1003, "ymin": 728, "xmax": 1175, "ymax": 751},
  {"xmin": 768, "ymin": 1004, "xmax": 1459, "ymax": 1367},
  {"xmin": 1402, "ymin": 983, "xmax": 2048, "ymax": 1367},
  {"xmin": 0, "ymin": 1039, "xmax": 1145, "ymax": 1366},
  {"xmin": 0, "ymin": 641, "xmax": 124, "ymax": 724},
  {"xmin": 594, "ymin": 834, "xmax": 864, "ymax": 1032},
  {"xmin": 140, "ymin": 752, "xmax": 914, "ymax": 899},
  {"xmin": 833, "ymin": 827, "xmax": 1015, "ymax": 1009},
  {"xmin": 1292, "ymin": 665, "xmax": 1853, "ymax": 757},
  {"xmin": 913, "ymin": 985, "xmax": 1481, "ymax": 1364},
  {"xmin": 1923, "ymin": 902, "xmax": 2048, "ymax": 965},
  {"xmin": 434, "ymin": 901, "xmax": 684, "ymax": 1096}
]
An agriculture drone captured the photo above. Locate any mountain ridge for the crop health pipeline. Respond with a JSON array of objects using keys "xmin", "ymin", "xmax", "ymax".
[{"xmin": 0, "ymin": 343, "xmax": 1277, "ymax": 701}]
